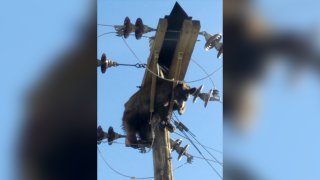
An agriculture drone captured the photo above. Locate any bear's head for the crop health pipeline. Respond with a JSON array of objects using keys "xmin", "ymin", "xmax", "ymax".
[
  {"xmin": 173, "ymin": 83, "xmax": 196, "ymax": 115},
  {"xmin": 174, "ymin": 83, "xmax": 197, "ymax": 102}
]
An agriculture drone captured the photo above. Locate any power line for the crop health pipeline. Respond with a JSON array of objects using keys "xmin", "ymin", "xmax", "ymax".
[
  {"xmin": 171, "ymin": 115, "xmax": 222, "ymax": 178},
  {"xmin": 98, "ymin": 31, "xmax": 152, "ymax": 39},
  {"xmin": 98, "ymin": 147, "xmax": 154, "ymax": 179},
  {"xmin": 98, "ymin": 23, "xmax": 115, "ymax": 27},
  {"xmin": 98, "ymin": 145, "xmax": 189, "ymax": 178},
  {"xmin": 102, "ymin": 141, "xmax": 221, "ymax": 164},
  {"xmin": 173, "ymin": 162, "xmax": 188, "ymax": 171},
  {"xmin": 191, "ymin": 58, "xmax": 215, "ymax": 88},
  {"xmin": 172, "ymin": 113, "xmax": 222, "ymax": 177},
  {"xmin": 173, "ymin": 132, "xmax": 222, "ymax": 154},
  {"xmin": 180, "ymin": 130, "xmax": 222, "ymax": 179},
  {"xmin": 98, "ymin": 32, "xmax": 116, "ymax": 38},
  {"xmin": 192, "ymin": 155, "xmax": 223, "ymax": 164},
  {"xmin": 185, "ymin": 65, "xmax": 222, "ymax": 84},
  {"xmin": 187, "ymin": 129, "xmax": 223, "ymax": 166},
  {"xmin": 121, "ymin": 37, "xmax": 180, "ymax": 83},
  {"xmin": 121, "ymin": 37, "xmax": 222, "ymax": 86},
  {"xmin": 173, "ymin": 113, "xmax": 223, "ymax": 166}
]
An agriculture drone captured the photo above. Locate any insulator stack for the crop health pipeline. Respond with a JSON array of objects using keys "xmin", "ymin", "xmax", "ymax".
[
  {"xmin": 212, "ymin": 89, "xmax": 219, "ymax": 97},
  {"xmin": 97, "ymin": 126, "xmax": 126, "ymax": 145},
  {"xmin": 100, "ymin": 53, "xmax": 108, "ymax": 73},
  {"xmin": 192, "ymin": 85, "xmax": 203, "ymax": 103},
  {"xmin": 186, "ymin": 154, "xmax": 193, "ymax": 164},
  {"xmin": 199, "ymin": 31, "xmax": 223, "ymax": 58},
  {"xmin": 113, "ymin": 17, "xmax": 156, "ymax": 39},
  {"xmin": 170, "ymin": 139, "xmax": 182, "ymax": 152},
  {"xmin": 208, "ymin": 88, "xmax": 220, "ymax": 103},
  {"xmin": 170, "ymin": 139, "xmax": 191, "ymax": 162},
  {"xmin": 192, "ymin": 87, "xmax": 221, "ymax": 107},
  {"xmin": 98, "ymin": 53, "xmax": 119, "ymax": 74},
  {"xmin": 204, "ymin": 89, "xmax": 213, "ymax": 108},
  {"xmin": 97, "ymin": 125, "xmax": 106, "ymax": 143},
  {"xmin": 135, "ymin": 18, "xmax": 144, "ymax": 39},
  {"xmin": 123, "ymin": 17, "xmax": 133, "ymax": 38},
  {"xmin": 204, "ymin": 34, "xmax": 222, "ymax": 51},
  {"xmin": 216, "ymin": 44, "xmax": 223, "ymax": 58},
  {"xmin": 107, "ymin": 127, "xmax": 116, "ymax": 145},
  {"xmin": 177, "ymin": 144, "xmax": 189, "ymax": 161}
]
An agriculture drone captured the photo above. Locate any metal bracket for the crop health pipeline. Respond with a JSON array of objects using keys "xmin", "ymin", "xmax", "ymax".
[{"xmin": 149, "ymin": 51, "xmax": 159, "ymax": 114}]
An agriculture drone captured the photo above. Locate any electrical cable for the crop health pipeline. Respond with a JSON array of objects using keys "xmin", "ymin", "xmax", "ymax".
[
  {"xmin": 98, "ymin": 147, "xmax": 154, "ymax": 179},
  {"xmin": 173, "ymin": 162, "xmax": 188, "ymax": 171},
  {"xmin": 98, "ymin": 26, "xmax": 222, "ymax": 86},
  {"xmin": 121, "ymin": 37, "xmax": 222, "ymax": 85},
  {"xmin": 173, "ymin": 132, "xmax": 222, "ymax": 154},
  {"xmin": 192, "ymin": 155, "xmax": 223, "ymax": 164},
  {"xmin": 185, "ymin": 65, "xmax": 222, "ymax": 84},
  {"xmin": 121, "ymin": 37, "xmax": 179, "ymax": 83},
  {"xmin": 99, "ymin": 145, "xmax": 189, "ymax": 177},
  {"xmin": 180, "ymin": 130, "xmax": 222, "ymax": 179},
  {"xmin": 173, "ymin": 113, "xmax": 223, "ymax": 166},
  {"xmin": 98, "ymin": 23, "xmax": 116, "ymax": 27},
  {"xmin": 98, "ymin": 32, "xmax": 117, "ymax": 38},
  {"xmin": 186, "ymin": 130, "xmax": 223, "ymax": 166},
  {"xmin": 190, "ymin": 58, "xmax": 215, "ymax": 88},
  {"xmin": 103, "ymin": 141, "xmax": 221, "ymax": 164}
]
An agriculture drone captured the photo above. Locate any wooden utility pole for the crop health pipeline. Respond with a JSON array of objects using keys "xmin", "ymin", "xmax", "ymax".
[{"xmin": 141, "ymin": 3, "xmax": 200, "ymax": 180}]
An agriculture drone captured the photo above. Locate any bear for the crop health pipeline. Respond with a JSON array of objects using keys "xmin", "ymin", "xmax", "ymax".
[{"xmin": 122, "ymin": 79, "xmax": 196, "ymax": 149}]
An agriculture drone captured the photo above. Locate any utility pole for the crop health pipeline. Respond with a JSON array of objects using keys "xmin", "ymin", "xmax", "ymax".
[
  {"xmin": 97, "ymin": 2, "xmax": 224, "ymax": 179},
  {"xmin": 141, "ymin": 3, "xmax": 200, "ymax": 180}
]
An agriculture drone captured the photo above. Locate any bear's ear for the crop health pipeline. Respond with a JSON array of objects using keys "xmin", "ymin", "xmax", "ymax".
[
  {"xmin": 164, "ymin": 102, "xmax": 169, "ymax": 107},
  {"xmin": 188, "ymin": 87, "xmax": 197, "ymax": 95},
  {"xmin": 176, "ymin": 83, "xmax": 183, "ymax": 89}
]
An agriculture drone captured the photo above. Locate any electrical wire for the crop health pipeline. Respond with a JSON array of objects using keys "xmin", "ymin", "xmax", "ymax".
[
  {"xmin": 104, "ymin": 141, "xmax": 221, "ymax": 165},
  {"xmin": 173, "ymin": 113, "xmax": 223, "ymax": 166},
  {"xmin": 186, "ymin": 128, "xmax": 223, "ymax": 166},
  {"xmin": 180, "ymin": 130, "xmax": 222, "ymax": 179},
  {"xmin": 121, "ymin": 37, "xmax": 179, "ymax": 83},
  {"xmin": 172, "ymin": 113, "xmax": 222, "ymax": 178},
  {"xmin": 98, "ymin": 23, "xmax": 116, "ymax": 27},
  {"xmin": 185, "ymin": 65, "xmax": 222, "ymax": 84},
  {"xmin": 98, "ymin": 31, "xmax": 152, "ymax": 39},
  {"xmin": 98, "ymin": 147, "xmax": 154, "ymax": 179},
  {"xmin": 100, "ymin": 141, "xmax": 151, "ymax": 149},
  {"xmin": 99, "ymin": 26, "xmax": 222, "ymax": 86},
  {"xmin": 190, "ymin": 58, "xmax": 223, "ymax": 104},
  {"xmin": 121, "ymin": 37, "xmax": 222, "ymax": 85},
  {"xmin": 98, "ymin": 145, "xmax": 189, "ymax": 178},
  {"xmin": 98, "ymin": 32, "xmax": 117, "ymax": 38},
  {"xmin": 191, "ymin": 58, "xmax": 215, "ymax": 88},
  {"xmin": 173, "ymin": 162, "xmax": 188, "ymax": 171},
  {"xmin": 107, "ymin": 140, "xmax": 221, "ymax": 165},
  {"xmin": 192, "ymin": 155, "xmax": 223, "ymax": 164},
  {"xmin": 173, "ymin": 132, "xmax": 222, "ymax": 154}
]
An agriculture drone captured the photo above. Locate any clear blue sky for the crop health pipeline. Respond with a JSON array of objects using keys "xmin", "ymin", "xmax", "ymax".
[{"xmin": 97, "ymin": 0, "xmax": 222, "ymax": 180}]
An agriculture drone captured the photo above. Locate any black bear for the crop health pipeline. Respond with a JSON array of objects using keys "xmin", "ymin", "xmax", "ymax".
[{"xmin": 122, "ymin": 79, "xmax": 196, "ymax": 149}]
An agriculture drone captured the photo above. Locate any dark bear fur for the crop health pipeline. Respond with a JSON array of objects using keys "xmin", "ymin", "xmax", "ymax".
[{"xmin": 122, "ymin": 79, "xmax": 196, "ymax": 148}]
